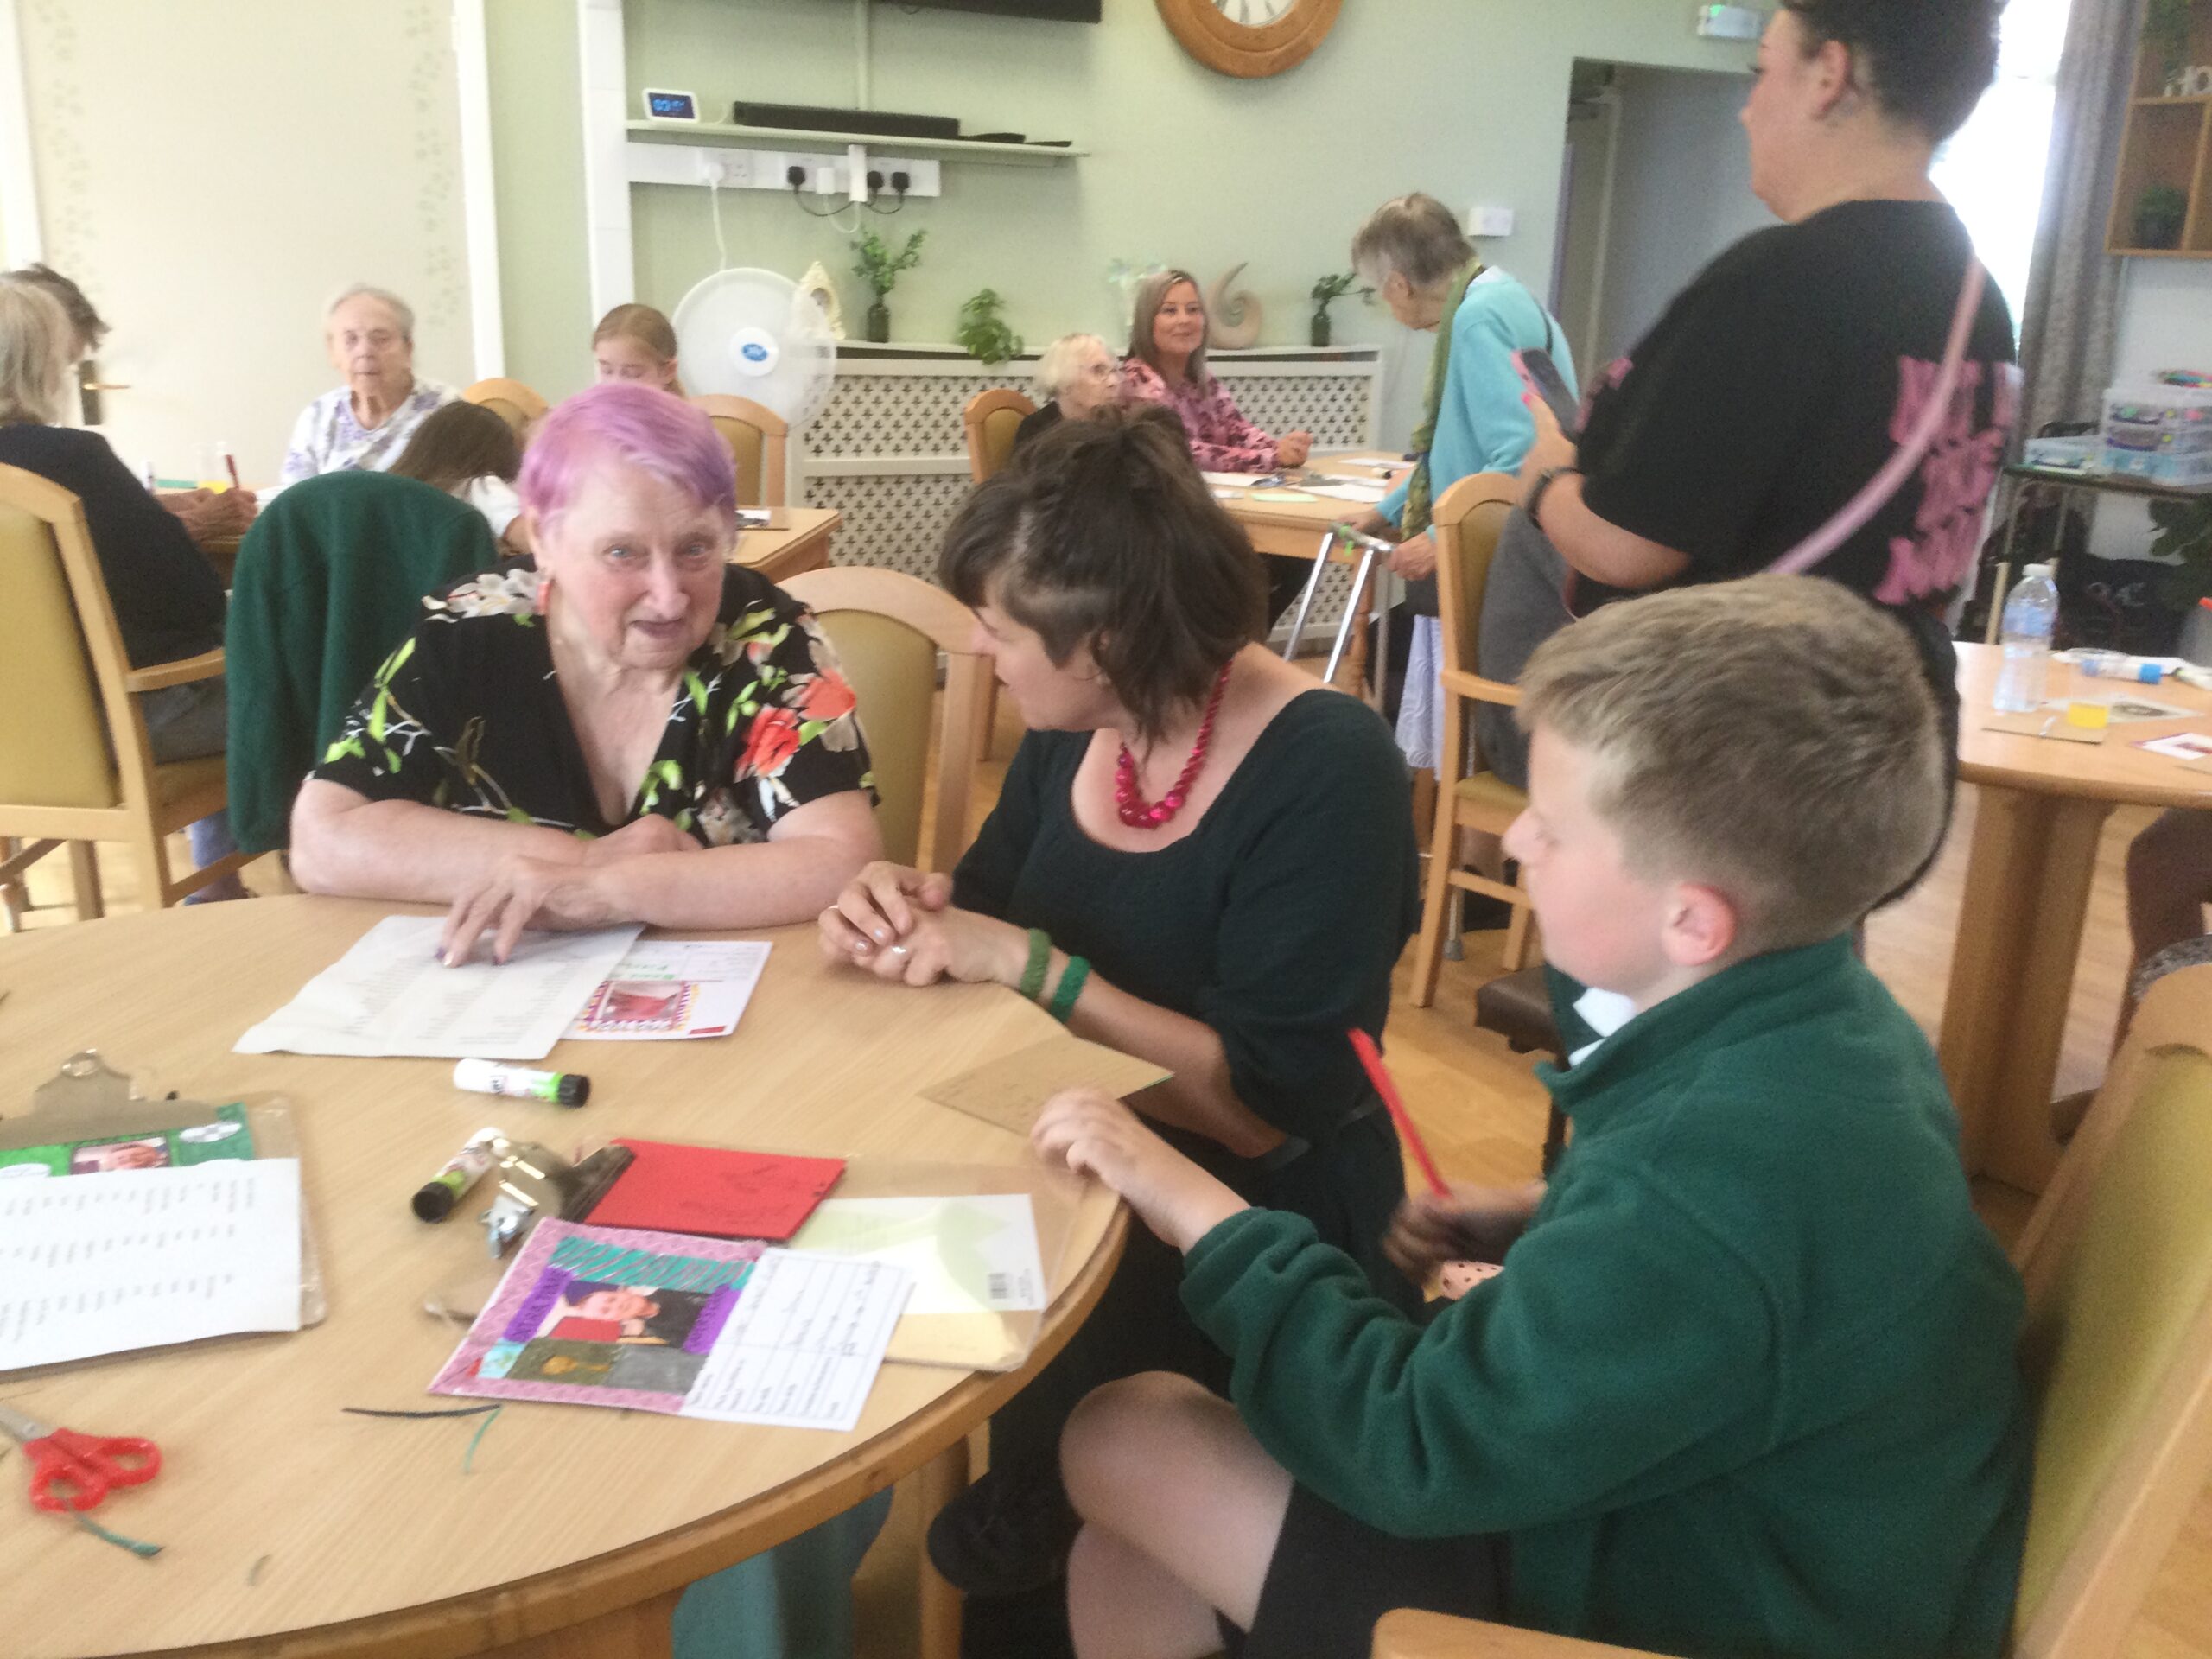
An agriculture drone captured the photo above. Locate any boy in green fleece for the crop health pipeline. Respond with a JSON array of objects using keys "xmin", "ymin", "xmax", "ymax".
[{"xmin": 1031, "ymin": 575, "xmax": 2031, "ymax": 1659}]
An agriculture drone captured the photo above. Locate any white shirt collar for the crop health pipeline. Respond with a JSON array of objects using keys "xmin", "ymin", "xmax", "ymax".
[{"xmin": 1567, "ymin": 987, "xmax": 1638, "ymax": 1066}]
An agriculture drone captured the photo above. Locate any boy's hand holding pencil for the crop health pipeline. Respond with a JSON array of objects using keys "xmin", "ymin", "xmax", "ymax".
[
  {"xmin": 1384, "ymin": 1182, "xmax": 1546, "ymax": 1282},
  {"xmin": 1033, "ymin": 1087, "xmax": 1248, "ymax": 1251}
]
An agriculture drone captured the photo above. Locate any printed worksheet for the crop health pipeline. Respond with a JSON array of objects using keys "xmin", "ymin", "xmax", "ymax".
[
  {"xmin": 0, "ymin": 1160, "xmax": 303, "ymax": 1371},
  {"xmin": 565, "ymin": 939, "xmax": 772, "ymax": 1042},
  {"xmin": 236, "ymin": 916, "xmax": 642, "ymax": 1058},
  {"xmin": 431, "ymin": 1220, "xmax": 909, "ymax": 1433}
]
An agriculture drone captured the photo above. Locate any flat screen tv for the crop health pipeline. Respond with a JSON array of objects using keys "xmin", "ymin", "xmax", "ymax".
[{"xmin": 884, "ymin": 0, "xmax": 1101, "ymax": 20}]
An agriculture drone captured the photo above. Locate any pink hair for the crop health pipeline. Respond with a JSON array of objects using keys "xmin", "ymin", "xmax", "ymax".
[{"xmin": 517, "ymin": 381, "xmax": 735, "ymax": 524}]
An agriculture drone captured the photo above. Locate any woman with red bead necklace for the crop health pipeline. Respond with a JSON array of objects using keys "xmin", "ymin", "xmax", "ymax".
[{"xmin": 818, "ymin": 405, "xmax": 1421, "ymax": 1635}]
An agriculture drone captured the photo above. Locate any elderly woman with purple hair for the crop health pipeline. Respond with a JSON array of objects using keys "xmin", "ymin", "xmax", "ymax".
[{"xmin": 289, "ymin": 383, "xmax": 882, "ymax": 960}]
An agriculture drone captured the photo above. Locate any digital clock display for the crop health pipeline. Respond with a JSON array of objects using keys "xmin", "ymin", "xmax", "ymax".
[{"xmin": 643, "ymin": 89, "xmax": 699, "ymax": 121}]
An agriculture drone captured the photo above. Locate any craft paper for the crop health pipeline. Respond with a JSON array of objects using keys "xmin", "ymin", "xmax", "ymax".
[
  {"xmin": 588, "ymin": 1138, "xmax": 845, "ymax": 1240},
  {"xmin": 921, "ymin": 1036, "xmax": 1173, "ymax": 1136}
]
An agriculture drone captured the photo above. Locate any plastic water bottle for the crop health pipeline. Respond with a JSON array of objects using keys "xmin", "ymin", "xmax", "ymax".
[{"xmin": 1993, "ymin": 563, "xmax": 2059, "ymax": 714}]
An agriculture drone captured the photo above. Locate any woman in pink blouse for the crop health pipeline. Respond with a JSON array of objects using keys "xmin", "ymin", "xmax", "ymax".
[
  {"xmin": 1122, "ymin": 270, "xmax": 1311, "ymax": 474},
  {"xmin": 1122, "ymin": 270, "xmax": 1315, "ymax": 620}
]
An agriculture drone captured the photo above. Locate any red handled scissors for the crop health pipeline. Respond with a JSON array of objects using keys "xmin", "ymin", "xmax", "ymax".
[{"xmin": 0, "ymin": 1403, "xmax": 161, "ymax": 1513}]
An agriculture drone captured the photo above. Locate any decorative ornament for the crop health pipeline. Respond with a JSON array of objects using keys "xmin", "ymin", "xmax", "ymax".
[
  {"xmin": 1208, "ymin": 264, "xmax": 1263, "ymax": 350},
  {"xmin": 798, "ymin": 259, "xmax": 846, "ymax": 341},
  {"xmin": 1115, "ymin": 664, "xmax": 1233, "ymax": 830}
]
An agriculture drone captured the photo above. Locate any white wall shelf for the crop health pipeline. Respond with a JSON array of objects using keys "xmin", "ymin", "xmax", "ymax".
[{"xmin": 627, "ymin": 118, "xmax": 1084, "ymax": 167}]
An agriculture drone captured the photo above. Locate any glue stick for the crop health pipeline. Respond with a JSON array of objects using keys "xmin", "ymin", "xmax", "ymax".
[
  {"xmin": 414, "ymin": 1127, "xmax": 505, "ymax": 1222},
  {"xmin": 453, "ymin": 1058, "xmax": 591, "ymax": 1108}
]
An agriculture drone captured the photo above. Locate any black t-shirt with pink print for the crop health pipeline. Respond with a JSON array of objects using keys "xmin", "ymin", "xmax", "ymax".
[{"xmin": 1575, "ymin": 197, "xmax": 2018, "ymax": 617}]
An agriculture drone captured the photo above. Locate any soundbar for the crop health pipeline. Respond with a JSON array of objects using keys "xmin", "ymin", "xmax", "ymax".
[{"xmin": 729, "ymin": 101, "xmax": 961, "ymax": 141}]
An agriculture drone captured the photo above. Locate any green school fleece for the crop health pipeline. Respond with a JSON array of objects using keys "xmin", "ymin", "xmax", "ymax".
[{"xmin": 1182, "ymin": 936, "xmax": 2031, "ymax": 1659}]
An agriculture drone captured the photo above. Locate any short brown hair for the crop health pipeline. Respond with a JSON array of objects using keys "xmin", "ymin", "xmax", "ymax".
[
  {"xmin": 941, "ymin": 404, "xmax": 1264, "ymax": 741},
  {"xmin": 1125, "ymin": 269, "xmax": 1208, "ymax": 388},
  {"xmin": 389, "ymin": 400, "xmax": 523, "ymax": 493},
  {"xmin": 1516, "ymin": 575, "xmax": 1946, "ymax": 951}
]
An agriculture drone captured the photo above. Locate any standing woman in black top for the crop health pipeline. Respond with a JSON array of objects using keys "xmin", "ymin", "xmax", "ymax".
[
  {"xmin": 1483, "ymin": 0, "xmax": 2015, "ymax": 791},
  {"xmin": 0, "ymin": 276, "xmax": 244, "ymax": 898},
  {"xmin": 819, "ymin": 406, "xmax": 1421, "ymax": 1626}
]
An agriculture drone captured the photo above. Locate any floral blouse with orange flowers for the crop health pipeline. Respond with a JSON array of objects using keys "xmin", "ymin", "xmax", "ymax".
[{"xmin": 314, "ymin": 566, "xmax": 874, "ymax": 845}]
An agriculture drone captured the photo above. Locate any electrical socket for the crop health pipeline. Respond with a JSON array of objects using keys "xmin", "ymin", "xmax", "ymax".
[
  {"xmin": 811, "ymin": 164, "xmax": 840, "ymax": 194},
  {"xmin": 890, "ymin": 169, "xmax": 911, "ymax": 194},
  {"xmin": 785, "ymin": 163, "xmax": 806, "ymax": 189}
]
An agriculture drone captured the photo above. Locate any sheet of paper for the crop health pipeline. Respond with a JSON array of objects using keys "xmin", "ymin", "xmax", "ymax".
[
  {"xmin": 683, "ymin": 1253, "xmax": 911, "ymax": 1432},
  {"xmin": 430, "ymin": 1221, "xmax": 908, "ymax": 1433},
  {"xmin": 1302, "ymin": 480, "xmax": 1391, "ymax": 504},
  {"xmin": 566, "ymin": 940, "xmax": 771, "ymax": 1041},
  {"xmin": 792, "ymin": 1195, "xmax": 1048, "ymax": 1316},
  {"xmin": 1200, "ymin": 471, "xmax": 1272, "ymax": 487},
  {"xmin": 2037, "ymin": 694, "xmax": 2195, "ymax": 724},
  {"xmin": 236, "ymin": 916, "xmax": 642, "ymax": 1059},
  {"xmin": 0, "ymin": 1160, "xmax": 302, "ymax": 1371},
  {"xmin": 1980, "ymin": 711, "xmax": 2106, "ymax": 745},
  {"xmin": 1246, "ymin": 488, "xmax": 1318, "ymax": 504},
  {"xmin": 2138, "ymin": 731, "xmax": 2212, "ymax": 763},
  {"xmin": 921, "ymin": 1035, "xmax": 1173, "ymax": 1136}
]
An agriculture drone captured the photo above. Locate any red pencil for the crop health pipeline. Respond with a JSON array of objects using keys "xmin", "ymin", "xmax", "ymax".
[
  {"xmin": 222, "ymin": 447, "xmax": 242, "ymax": 491},
  {"xmin": 1348, "ymin": 1028, "xmax": 1449, "ymax": 1197}
]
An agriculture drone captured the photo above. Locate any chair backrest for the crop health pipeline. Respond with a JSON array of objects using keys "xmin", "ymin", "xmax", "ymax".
[
  {"xmin": 0, "ymin": 463, "xmax": 132, "ymax": 810},
  {"xmin": 224, "ymin": 470, "xmax": 499, "ymax": 854},
  {"xmin": 1428, "ymin": 472, "xmax": 1523, "ymax": 774},
  {"xmin": 2007, "ymin": 963, "xmax": 2212, "ymax": 1659},
  {"xmin": 963, "ymin": 388, "xmax": 1035, "ymax": 484},
  {"xmin": 691, "ymin": 395, "xmax": 789, "ymax": 508},
  {"xmin": 461, "ymin": 377, "xmax": 549, "ymax": 435},
  {"xmin": 780, "ymin": 567, "xmax": 986, "ymax": 872}
]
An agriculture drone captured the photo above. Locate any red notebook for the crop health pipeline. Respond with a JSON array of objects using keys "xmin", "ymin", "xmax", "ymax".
[{"xmin": 585, "ymin": 1139, "xmax": 845, "ymax": 1241}]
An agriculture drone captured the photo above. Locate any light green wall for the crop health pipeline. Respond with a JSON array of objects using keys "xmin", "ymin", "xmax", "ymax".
[
  {"xmin": 491, "ymin": 0, "xmax": 1746, "ymax": 400},
  {"xmin": 486, "ymin": 0, "xmax": 594, "ymax": 397}
]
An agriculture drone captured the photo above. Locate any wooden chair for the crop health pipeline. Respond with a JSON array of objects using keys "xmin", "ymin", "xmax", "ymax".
[
  {"xmin": 959, "ymin": 388, "xmax": 1035, "ymax": 758},
  {"xmin": 781, "ymin": 567, "xmax": 988, "ymax": 873},
  {"xmin": 1408, "ymin": 472, "xmax": 1535, "ymax": 1008},
  {"xmin": 461, "ymin": 377, "xmax": 548, "ymax": 435},
  {"xmin": 691, "ymin": 394, "xmax": 789, "ymax": 508},
  {"xmin": 963, "ymin": 387, "xmax": 1034, "ymax": 484},
  {"xmin": 0, "ymin": 463, "xmax": 251, "ymax": 919},
  {"xmin": 1374, "ymin": 963, "xmax": 2212, "ymax": 1659}
]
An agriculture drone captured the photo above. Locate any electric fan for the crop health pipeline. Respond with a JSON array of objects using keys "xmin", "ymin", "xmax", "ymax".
[{"xmin": 670, "ymin": 267, "xmax": 837, "ymax": 429}]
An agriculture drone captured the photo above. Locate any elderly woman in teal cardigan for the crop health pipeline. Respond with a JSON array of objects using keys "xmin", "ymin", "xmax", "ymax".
[{"xmin": 1349, "ymin": 194, "xmax": 1575, "ymax": 772}]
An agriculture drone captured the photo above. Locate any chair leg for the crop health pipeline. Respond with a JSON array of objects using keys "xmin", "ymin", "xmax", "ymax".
[
  {"xmin": 1411, "ymin": 822, "xmax": 1459, "ymax": 1011},
  {"xmin": 974, "ymin": 677, "xmax": 1000, "ymax": 763},
  {"xmin": 130, "ymin": 820, "xmax": 175, "ymax": 910},
  {"xmin": 67, "ymin": 841, "xmax": 105, "ymax": 921},
  {"xmin": 1501, "ymin": 892, "xmax": 1535, "ymax": 974},
  {"xmin": 917, "ymin": 1436, "xmax": 971, "ymax": 1659},
  {"xmin": 1, "ymin": 837, "xmax": 26, "ymax": 931}
]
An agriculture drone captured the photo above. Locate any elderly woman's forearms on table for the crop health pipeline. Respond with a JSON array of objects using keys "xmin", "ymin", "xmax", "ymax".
[{"xmin": 290, "ymin": 781, "xmax": 879, "ymax": 965}]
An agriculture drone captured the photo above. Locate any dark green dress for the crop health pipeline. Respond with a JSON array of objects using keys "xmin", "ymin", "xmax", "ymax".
[{"xmin": 951, "ymin": 687, "xmax": 1423, "ymax": 1474}]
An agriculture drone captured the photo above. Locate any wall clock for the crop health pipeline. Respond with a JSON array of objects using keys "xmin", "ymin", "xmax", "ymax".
[{"xmin": 1154, "ymin": 0, "xmax": 1344, "ymax": 79}]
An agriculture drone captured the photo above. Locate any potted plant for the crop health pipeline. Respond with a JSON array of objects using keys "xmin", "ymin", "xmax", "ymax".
[
  {"xmin": 2147, "ymin": 0, "xmax": 2194, "ymax": 90},
  {"xmin": 956, "ymin": 289, "xmax": 1023, "ymax": 365},
  {"xmin": 851, "ymin": 229, "xmax": 925, "ymax": 344},
  {"xmin": 1308, "ymin": 271, "xmax": 1372, "ymax": 348},
  {"xmin": 2134, "ymin": 184, "xmax": 2189, "ymax": 251}
]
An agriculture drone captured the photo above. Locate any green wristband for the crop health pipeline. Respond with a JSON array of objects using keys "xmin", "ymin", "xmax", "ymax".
[
  {"xmin": 1047, "ymin": 955, "xmax": 1091, "ymax": 1024},
  {"xmin": 1018, "ymin": 928, "xmax": 1052, "ymax": 1002}
]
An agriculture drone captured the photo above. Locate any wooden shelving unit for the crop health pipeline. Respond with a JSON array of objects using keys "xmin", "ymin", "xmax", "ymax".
[{"xmin": 2108, "ymin": 1, "xmax": 2212, "ymax": 257}]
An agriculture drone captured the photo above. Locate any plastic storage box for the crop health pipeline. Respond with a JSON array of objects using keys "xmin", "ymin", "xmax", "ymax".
[{"xmin": 2101, "ymin": 375, "xmax": 2212, "ymax": 485}]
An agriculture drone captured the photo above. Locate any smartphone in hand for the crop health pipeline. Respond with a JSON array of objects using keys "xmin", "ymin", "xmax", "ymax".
[{"xmin": 1513, "ymin": 348, "xmax": 1581, "ymax": 442}]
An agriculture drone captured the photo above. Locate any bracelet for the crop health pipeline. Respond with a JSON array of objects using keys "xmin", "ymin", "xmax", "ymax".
[
  {"xmin": 1523, "ymin": 465, "xmax": 1579, "ymax": 533},
  {"xmin": 1047, "ymin": 956, "xmax": 1091, "ymax": 1025},
  {"xmin": 1018, "ymin": 929, "xmax": 1052, "ymax": 1002}
]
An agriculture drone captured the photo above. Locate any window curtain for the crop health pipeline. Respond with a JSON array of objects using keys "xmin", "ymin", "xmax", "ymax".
[{"xmin": 2017, "ymin": 0, "xmax": 2139, "ymax": 438}]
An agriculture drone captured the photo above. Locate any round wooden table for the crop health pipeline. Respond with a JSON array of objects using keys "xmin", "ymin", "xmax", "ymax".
[
  {"xmin": 0, "ymin": 897, "xmax": 1124, "ymax": 1659},
  {"xmin": 1940, "ymin": 645, "xmax": 2212, "ymax": 1192}
]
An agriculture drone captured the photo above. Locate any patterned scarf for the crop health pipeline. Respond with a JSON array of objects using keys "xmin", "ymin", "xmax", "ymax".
[{"xmin": 1399, "ymin": 260, "xmax": 1484, "ymax": 540}]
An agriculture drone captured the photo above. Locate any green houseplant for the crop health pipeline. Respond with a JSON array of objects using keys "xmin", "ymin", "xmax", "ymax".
[
  {"xmin": 1308, "ymin": 271, "xmax": 1372, "ymax": 348},
  {"xmin": 956, "ymin": 289, "xmax": 1024, "ymax": 365},
  {"xmin": 2134, "ymin": 184, "xmax": 2189, "ymax": 251},
  {"xmin": 852, "ymin": 229, "xmax": 926, "ymax": 344}
]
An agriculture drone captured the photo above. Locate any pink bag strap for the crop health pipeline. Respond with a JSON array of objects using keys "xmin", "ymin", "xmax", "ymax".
[{"xmin": 1766, "ymin": 257, "xmax": 1987, "ymax": 577}]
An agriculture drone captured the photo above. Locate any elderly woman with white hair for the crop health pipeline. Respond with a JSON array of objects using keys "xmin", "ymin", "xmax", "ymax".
[
  {"xmin": 277, "ymin": 283, "xmax": 456, "ymax": 486},
  {"xmin": 1347, "ymin": 194, "xmax": 1572, "ymax": 772},
  {"xmin": 1014, "ymin": 333, "xmax": 1121, "ymax": 454}
]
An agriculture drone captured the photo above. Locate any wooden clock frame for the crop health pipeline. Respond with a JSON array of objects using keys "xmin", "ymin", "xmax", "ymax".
[{"xmin": 1154, "ymin": 0, "xmax": 1344, "ymax": 79}]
